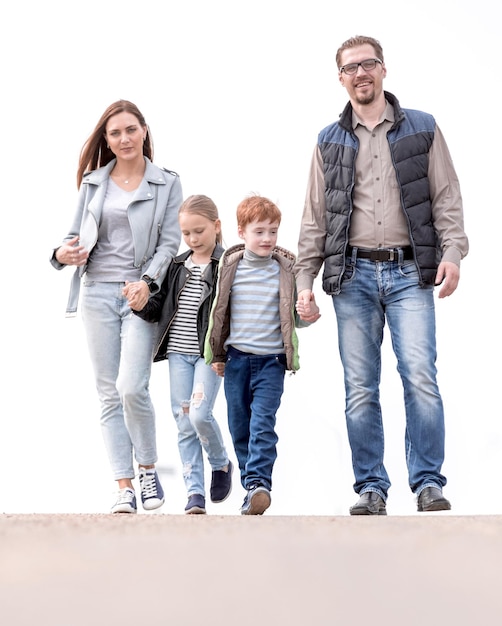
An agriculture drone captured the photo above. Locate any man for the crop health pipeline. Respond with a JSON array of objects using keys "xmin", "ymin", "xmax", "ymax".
[{"xmin": 294, "ymin": 35, "xmax": 468, "ymax": 515}]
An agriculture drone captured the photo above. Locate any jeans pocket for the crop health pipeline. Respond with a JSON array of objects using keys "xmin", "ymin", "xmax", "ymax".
[
  {"xmin": 398, "ymin": 260, "xmax": 419, "ymax": 280},
  {"xmin": 275, "ymin": 354, "xmax": 287, "ymax": 369},
  {"xmin": 342, "ymin": 262, "xmax": 356, "ymax": 284}
]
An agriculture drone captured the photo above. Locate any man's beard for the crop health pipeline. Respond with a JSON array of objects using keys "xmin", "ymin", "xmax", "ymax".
[{"xmin": 355, "ymin": 90, "xmax": 376, "ymax": 106}]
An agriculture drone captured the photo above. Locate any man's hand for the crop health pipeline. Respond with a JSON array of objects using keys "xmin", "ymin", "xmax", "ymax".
[
  {"xmin": 435, "ymin": 261, "xmax": 460, "ymax": 298},
  {"xmin": 296, "ymin": 289, "xmax": 321, "ymax": 322}
]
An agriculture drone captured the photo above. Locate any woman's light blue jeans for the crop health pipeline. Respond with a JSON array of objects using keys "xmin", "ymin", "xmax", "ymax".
[
  {"xmin": 81, "ymin": 281, "xmax": 158, "ymax": 480},
  {"xmin": 333, "ymin": 256, "xmax": 447, "ymax": 500},
  {"xmin": 168, "ymin": 352, "xmax": 228, "ymax": 497}
]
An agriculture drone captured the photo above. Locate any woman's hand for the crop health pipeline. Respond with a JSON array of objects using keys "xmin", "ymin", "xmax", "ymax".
[
  {"xmin": 55, "ymin": 236, "xmax": 88, "ymax": 266},
  {"xmin": 123, "ymin": 280, "xmax": 150, "ymax": 311}
]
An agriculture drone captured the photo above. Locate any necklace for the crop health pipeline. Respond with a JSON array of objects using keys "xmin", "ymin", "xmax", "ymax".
[
  {"xmin": 112, "ymin": 166, "xmax": 144, "ymax": 186},
  {"xmin": 113, "ymin": 173, "xmax": 133, "ymax": 185}
]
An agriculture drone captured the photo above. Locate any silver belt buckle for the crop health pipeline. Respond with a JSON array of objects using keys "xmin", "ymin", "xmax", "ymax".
[{"xmin": 388, "ymin": 248, "xmax": 397, "ymax": 261}]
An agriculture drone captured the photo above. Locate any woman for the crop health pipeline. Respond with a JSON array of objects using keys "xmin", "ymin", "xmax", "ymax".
[{"xmin": 51, "ymin": 100, "xmax": 182, "ymax": 513}]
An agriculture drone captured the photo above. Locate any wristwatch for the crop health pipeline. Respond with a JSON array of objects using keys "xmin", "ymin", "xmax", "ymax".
[{"xmin": 141, "ymin": 276, "xmax": 156, "ymax": 293}]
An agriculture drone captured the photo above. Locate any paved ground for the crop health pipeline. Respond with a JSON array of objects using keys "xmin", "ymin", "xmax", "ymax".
[{"xmin": 1, "ymin": 514, "xmax": 501, "ymax": 625}]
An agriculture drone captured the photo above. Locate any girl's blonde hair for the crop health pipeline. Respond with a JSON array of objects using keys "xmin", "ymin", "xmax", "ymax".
[{"xmin": 179, "ymin": 195, "xmax": 222, "ymax": 244}]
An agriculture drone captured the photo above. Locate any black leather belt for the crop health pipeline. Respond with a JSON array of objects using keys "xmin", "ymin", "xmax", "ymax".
[{"xmin": 347, "ymin": 246, "xmax": 413, "ymax": 262}]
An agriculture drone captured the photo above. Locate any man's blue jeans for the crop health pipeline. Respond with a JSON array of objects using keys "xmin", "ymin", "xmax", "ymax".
[
  {"xmin": 333, "ymin": 256, "xmax": 447, "ymax": 499},
  {"xmin": 224, "ymin": 346, "xmax": 286, "ymax": 491},
  {"xmin": 168, "ymin": 353, "xmax": 228, "ymax": 498}
]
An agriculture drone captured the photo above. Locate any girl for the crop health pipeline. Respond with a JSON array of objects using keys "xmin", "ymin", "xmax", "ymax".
[{"xmin": 137, "ymin": 195, "xmax": 232, "ymax": 513}]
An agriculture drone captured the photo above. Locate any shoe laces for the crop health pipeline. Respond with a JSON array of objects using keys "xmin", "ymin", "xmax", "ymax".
[{"xmin": 140, "ymin": 471, "xmax": 158, "ymax": 499}]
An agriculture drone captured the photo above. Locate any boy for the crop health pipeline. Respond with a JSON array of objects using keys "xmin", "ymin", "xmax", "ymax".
[{"xmin": 205, "ymin": 195, "xmax": 320, "ymax": 515}]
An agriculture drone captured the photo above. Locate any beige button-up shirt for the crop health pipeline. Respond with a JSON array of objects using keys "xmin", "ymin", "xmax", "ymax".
[{"xmin": 350, "ymin": 103, "xmax": 409, "ymax": 248}]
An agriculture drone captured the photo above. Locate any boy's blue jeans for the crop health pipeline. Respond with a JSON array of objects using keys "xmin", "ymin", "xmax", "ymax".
[
  {"xmin": 333, "ymin": 257, "xmax": 447, "ymax": 500},
  {"xmin": 224, "ymin": 346, "xmax": 286, "ymax": 491}
]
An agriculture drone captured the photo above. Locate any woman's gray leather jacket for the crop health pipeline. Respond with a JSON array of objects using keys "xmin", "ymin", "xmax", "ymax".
[{"xmin": 50, "ymin": 157, "xmax": 182, "ymax": 316}]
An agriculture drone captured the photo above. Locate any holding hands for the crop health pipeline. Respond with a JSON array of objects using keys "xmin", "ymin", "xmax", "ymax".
[
  {"xmin": 211, "ymin": 362, "xmax": 226, "ymax": 378},
  {"xmin": 123, "ymin": 280, "xmax": 150, "ymax": 311},
  {"xmin": 296, "ymin": 289, "xmax": 321, "ymax": 323}
]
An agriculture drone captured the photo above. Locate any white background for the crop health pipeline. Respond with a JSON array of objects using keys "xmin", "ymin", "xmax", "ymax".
[{"xmin": 1, "ymin": 0, "xmax": 500, "ymax": 515}]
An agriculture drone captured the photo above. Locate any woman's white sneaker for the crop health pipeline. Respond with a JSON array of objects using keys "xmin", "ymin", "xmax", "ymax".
[{"xmin": 111, "ymin": 488, "xmax": 137, "ymax": 514}]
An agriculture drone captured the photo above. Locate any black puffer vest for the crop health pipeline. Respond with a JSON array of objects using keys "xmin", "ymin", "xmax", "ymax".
[{"xmin": 319, "ymin": 91, "xmax": 438, "ymax": 295}]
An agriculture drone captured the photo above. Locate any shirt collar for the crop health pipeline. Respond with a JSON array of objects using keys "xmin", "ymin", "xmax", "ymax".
[{"xmin": 352, "ymin": 99, "xmax": 395, "ymax": 129}]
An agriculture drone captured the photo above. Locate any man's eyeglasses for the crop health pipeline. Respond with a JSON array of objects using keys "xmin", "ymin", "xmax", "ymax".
[{"xmin": 339, "ymin": 58, "xmax": 383, "ymax": 75}]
